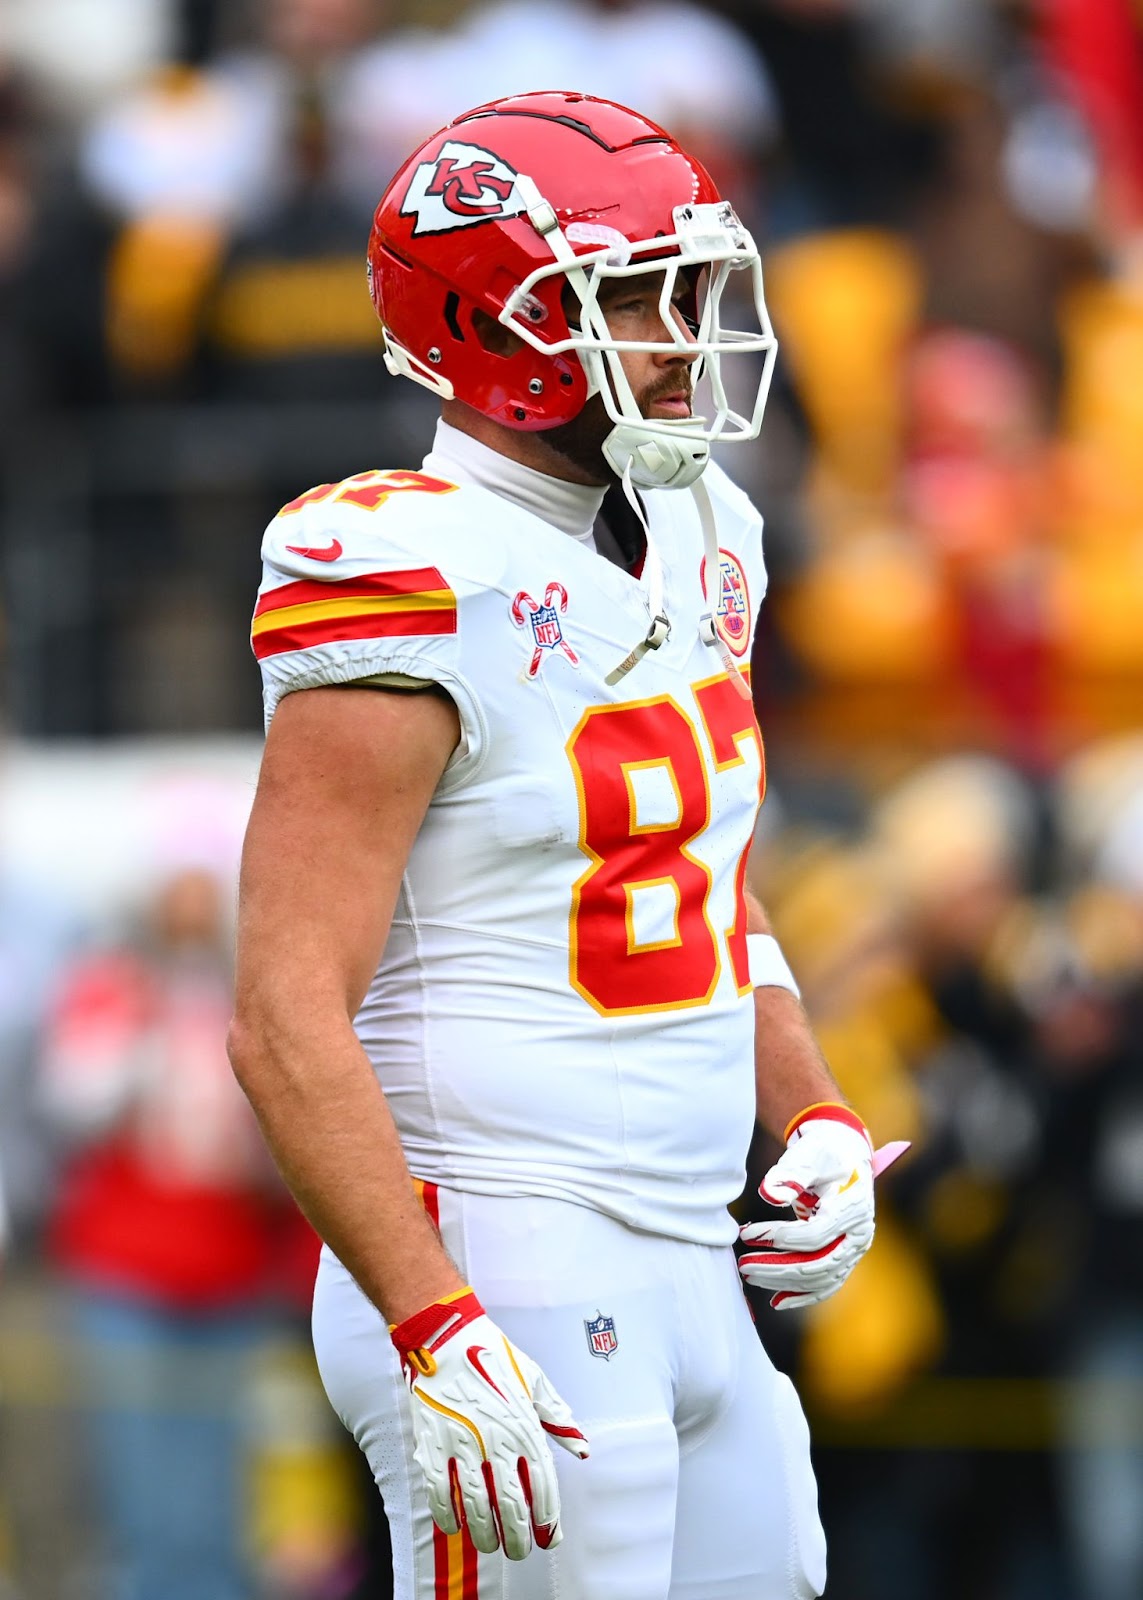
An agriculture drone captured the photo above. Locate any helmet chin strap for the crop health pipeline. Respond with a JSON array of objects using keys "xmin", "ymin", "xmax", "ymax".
[
  {"xmin": 691, "ymin": 473, "xmax": 754, "ymax": 701},
  {"xmin": 602, "ymin": 417, "xmax": 710, "ymax": 491},
  {"xmin": 604, "ymin": 464, "xmax": 753, "ymax": 703},
  {"xmin": 604, "ymin": 462, "xmax": 671, "ymax": 686}
]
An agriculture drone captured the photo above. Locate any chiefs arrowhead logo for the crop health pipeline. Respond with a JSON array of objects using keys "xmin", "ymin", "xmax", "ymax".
[{"xmin": 401, "ymin": 141, "xmax": 526, "ymax": 236}]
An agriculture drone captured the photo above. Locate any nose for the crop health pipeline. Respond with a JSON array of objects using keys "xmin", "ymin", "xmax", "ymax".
[{"xmin": 653, "ymin": 305, "xmax": 699, "ymax": 365}]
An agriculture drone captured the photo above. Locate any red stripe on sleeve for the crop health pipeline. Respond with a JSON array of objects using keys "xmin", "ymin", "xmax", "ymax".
[
  {"xmin": 253, "ymin": 566, "xmax": 451, "ymax": 617},
  {"xmin": 252, "ymin": 606, "xmax": 455, "ymax": 660}
]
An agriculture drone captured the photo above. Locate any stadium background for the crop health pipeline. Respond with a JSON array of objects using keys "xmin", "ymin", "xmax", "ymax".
[{"xmin": 2, "ymin": 1, "xmax": 1143, "ymax": 1596}]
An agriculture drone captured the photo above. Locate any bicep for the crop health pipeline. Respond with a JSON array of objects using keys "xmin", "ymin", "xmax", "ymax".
[{"xmin": 236, "ymin": 685, "xmax": 460, "ymax": 1021}]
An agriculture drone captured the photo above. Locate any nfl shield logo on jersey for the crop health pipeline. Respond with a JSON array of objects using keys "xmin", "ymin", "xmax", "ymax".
[
  {"xmin": 511, "ymin": 582, "xmax": 580, "ymax": 678},
  {"xmin": 585, "ymin": 1311, "xmax": 618, "ymax": 1361}
]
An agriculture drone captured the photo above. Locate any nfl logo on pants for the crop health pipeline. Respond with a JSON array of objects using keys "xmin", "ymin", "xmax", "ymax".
[{"xmin": 585, "ymin": 1312, "xmax": 618, "ymax": 1360}]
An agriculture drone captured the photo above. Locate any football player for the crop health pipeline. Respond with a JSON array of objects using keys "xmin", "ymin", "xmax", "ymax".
[{"xmin": 230, "ymin": 90, "xmax": 883, "ymax": 1600}]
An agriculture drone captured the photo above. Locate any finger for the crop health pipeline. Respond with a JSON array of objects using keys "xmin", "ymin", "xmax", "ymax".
[
  {"xmin": 740, "ymin": 1231, "xmax": 847, "ymax": 1271},
  {"xmin": 741, "ymin": 1261, "xmax": 842, "ymax": 1295},
  {"xmin": 744, "ymin": 1233, "xmax": 862, "ymax": 1288},
  {"xmin": 421, "ymin": 1458, "xmax": 461, "ymax": 1538},
  {"xmin": 519, "ymin": 1455, "xmax": 563, "ymax": 1551},
  {"xmin": 760, "ymin": 1133, "xmax": 867, "ymax": 1206},
  {"xmin": 484, "ymin": 1460, "xmax": 533, "ymax": 1561},
  {"xmin": 772, "ymin": 1273, "xmax": 847, "ymax": 1310},
  {"xmin": 757, "ymin": 1170, "xmax": 823, "ymax": 1211},
  {"xmin": 739, "ymin": 1247, "xmax": 853, "ymax": 1295},
  {"xmin": 531, "ymin": 1369, "xmax": 590, "ymax": 1460},
  {"xmin": 741, "ymin": 1211, "xmax": 848, "ymax": 1254},
  {"xmin": 770, "ymin": 1289, "xmax": 815, "ymax": 1311},
  {"xmin": 456, "ymin": 1460, "xmax": 501, "ymax": 1555}
]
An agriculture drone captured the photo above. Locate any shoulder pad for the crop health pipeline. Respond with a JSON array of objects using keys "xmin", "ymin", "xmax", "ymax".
[{"xmin": 263, "ymin": 467, "xmax": 465, "ymax": 566}]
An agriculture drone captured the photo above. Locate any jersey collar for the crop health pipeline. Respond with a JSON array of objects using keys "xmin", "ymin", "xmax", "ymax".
[{"xmin": 423, "ymin": 419, "xmax": 606, "ymax": 545}]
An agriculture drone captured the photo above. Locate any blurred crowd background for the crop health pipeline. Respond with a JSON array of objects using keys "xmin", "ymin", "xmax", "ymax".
[{"xmin": 2, "ymin": 0, "xmax": 1143, "ymax": 1597}]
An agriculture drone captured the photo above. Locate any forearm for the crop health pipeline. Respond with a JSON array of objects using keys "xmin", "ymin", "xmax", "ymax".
[
  {"xmin": 747, "ymin": 893, "xmax": 847, "ymax": 1141},
  {"xmin": 229, "ymin": 1010, "xmax": 464, "ymax": 1324},
  {"xmin": 752, "ymin": 986, "xmax": 846, "ymax": 1143},
  {"xmin": 230, "ymin": 687, "xmax": 466, "ymax": 1324}
]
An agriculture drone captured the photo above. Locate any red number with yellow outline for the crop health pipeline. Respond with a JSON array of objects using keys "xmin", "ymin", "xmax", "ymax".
[
  {"xmin": 567, "ymin": 679, "xmax": 765, "ymax": 1014},
  {"xmin": 278, "ymin": 470, "xmax": 456, "ymax": 517},
  {"xmin": 693, "ymin": 672, "xmax": 766, "ymax": 994}
]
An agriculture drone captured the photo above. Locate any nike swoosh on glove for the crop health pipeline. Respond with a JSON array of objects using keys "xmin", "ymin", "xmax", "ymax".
[
  {"xmin": 738, "ymin": 1102, "xmax": 875, "ymax": 1312},
  {"xmin": 390, "ymin": 1286, "xmax": 589, "ymax": 1559}
]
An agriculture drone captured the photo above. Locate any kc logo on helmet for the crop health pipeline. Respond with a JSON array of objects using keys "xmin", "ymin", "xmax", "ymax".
[{"xmin": 401, "ymin": 141, "xmax": 526, "ymax": 236}]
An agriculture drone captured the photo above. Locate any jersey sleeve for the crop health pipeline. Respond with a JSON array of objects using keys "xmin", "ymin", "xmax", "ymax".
[{"xmin": 251, "ymin": 476, "xmax": 486, "ymax": 781}]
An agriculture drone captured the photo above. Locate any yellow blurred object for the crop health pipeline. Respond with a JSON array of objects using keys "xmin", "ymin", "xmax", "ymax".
[
  {"xmin": 1055, "ymin": 440, "xmax": 1143, "ymax": 549},
  {"xmin": 1057, "ymin": 279, "xmax": 1143, "ymax": 534},
  {"xmin": 209, "ymin": 258, "xmax": 385, "ymax": 358},
  {"xmin": 1049, "ymin": 541, "xmax": 1143, "ymax": 673},
  {"xmin": 869, "ymin": 968, "xmax": 946, "ymax": 1064},
  {"xmin": 246, "ymin": 1345, "xmax": 363, "ymax": 1590},
  {"xmin": 250, "ymin": 1451, "xmax": 362, "ymax": 1592},
  {"xmin": 799, "ymin": 1215, "xmax": 945, "ymax": 1415},
  {"xmin": 1059, "ymin": 280, "xmax": 1143, "ymax": 461},
  {"xmin": 767, "ymin": 841, "xmax": 893, "ymax": 987},
  {"xmin": 778, "ymin": 533, "xmax": 955, "ymax": 682},
  {"xmin": 107, "ymin": 214, "xmax": 226, "ymax": 379},
  {"xmin": 923, "ymin": 1169, "xmax": 1008, "ymax": 1255},
  {"xmin": 766, "ymin": 229, "xmax": 922, "ymax": 494},
  {"xmin": 815, "ymin": 1011, "xmax": 927, "ymax": 1153}
]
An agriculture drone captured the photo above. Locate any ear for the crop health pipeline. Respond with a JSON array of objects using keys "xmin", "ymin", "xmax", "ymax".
[{"xmin": 471, "ymin": 308, "xmax": 524, "ymax": 358}]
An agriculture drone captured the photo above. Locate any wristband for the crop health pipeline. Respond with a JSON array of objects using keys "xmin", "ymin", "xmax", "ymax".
[
  {"xmin": 746, "ymin": 932, "xmax": 801, "ymax": 997},
  {"xmin": 783, "ymin": 1100, "xmax": 873, "ymax": 1151},
  {"xmin": 389, "ymin": 1285, "xmax": 482, "ymax": 1374}
]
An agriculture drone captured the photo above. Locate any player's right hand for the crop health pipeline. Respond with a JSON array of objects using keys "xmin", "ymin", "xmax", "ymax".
[{"xmin": 390, "ymin": 1286, "xmax": 589, "ymax": 1559}]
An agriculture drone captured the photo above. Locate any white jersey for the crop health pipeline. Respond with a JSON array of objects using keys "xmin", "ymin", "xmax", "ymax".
[{"xmin": 253, "ymin": 451, "xmax": 767, "ymax": 1246}]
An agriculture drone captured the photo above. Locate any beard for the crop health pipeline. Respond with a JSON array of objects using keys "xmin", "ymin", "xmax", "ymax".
[
  {"xmin": 541, "ymin": 394, "xmax": 615, "ymax": 484},
  {"xmin": 540, "ymin": 369, "xmax": 695, "ymax": 484}
]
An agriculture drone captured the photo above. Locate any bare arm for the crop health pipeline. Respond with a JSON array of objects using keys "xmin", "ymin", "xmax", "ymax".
[
  {"xmin": 747, "ymin": 890, "xmax": 846, "ymax": 1140},
  {"xmin": 228, "ymin": 685, "xmax": 466, "ymax": 1324}
]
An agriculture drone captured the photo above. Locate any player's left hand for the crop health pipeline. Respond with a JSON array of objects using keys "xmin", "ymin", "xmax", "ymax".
[{"xmin": 738, "ymin": 1102, "xmax": 875, "ymax": 1311}]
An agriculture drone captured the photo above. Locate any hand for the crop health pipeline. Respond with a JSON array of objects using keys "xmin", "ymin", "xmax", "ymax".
[
  {"xmin": 738, "ymin": 1103, "xmax": 875, "ymax": 1312},
  {"xmin": 390, "ymin": 1286, "xmax": 589, "ymax": 1558}
]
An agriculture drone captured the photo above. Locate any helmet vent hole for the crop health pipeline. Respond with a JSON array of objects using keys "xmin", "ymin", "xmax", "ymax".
[{"xmin": 444, "ymin": 292, "xmax": 465, "ymax": 343}]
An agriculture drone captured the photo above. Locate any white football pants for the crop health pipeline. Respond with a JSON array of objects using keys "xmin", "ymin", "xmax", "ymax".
[{"xmin": 311, "ymin": 1187, "xmax": 826, "ymax": 1600}]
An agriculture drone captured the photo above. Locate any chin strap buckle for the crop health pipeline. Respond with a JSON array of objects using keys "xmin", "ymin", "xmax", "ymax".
[
  {"xmin": 604, "ymin": 613, "xmax": 672, "ymax": 686},
  {"xmin": 645, "ymin": 613, "xmax": 671, "ymax": 651}
]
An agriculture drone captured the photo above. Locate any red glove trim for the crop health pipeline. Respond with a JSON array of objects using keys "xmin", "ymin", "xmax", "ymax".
[
  {"xmin": 783, "ymin": 1101, "xmax": 872, "ymax": 1151},
  {"xmin": 390, "ymin": 1287, "xmax": 484, "ymax": 1360},
  {"xmin": 740, "ymin": 1235, "xmax": 846, "ymax": 1269}
]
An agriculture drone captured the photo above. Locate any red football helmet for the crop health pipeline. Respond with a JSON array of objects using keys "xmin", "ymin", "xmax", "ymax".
[{"xmin": 367, "ymin": 90, "xmax": 777, "ymax": 490}]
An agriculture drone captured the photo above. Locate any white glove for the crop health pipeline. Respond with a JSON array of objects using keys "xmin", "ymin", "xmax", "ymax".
[
  {"xmin": 390, "ymin": 1286, "xmax": 589, "ymax": 1559},
  {"xmin": 738, "ymin": 1103, "xmax": 876, "ymax": 1311}
]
